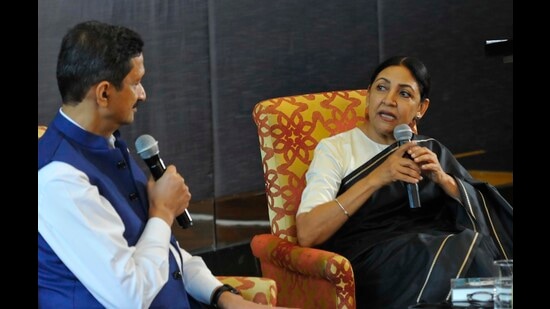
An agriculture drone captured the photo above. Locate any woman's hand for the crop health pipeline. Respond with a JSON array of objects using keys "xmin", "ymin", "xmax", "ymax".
[
  {"xmin": 407, "ymin": 144, "xmax": 445, "ymax": 184},
  {"xmin": 407, "ymin": 144, "xmax": 459, "ymax": 199},
  {"xmin": 369, "ymin": 142, "xmax": 422, "ymax": 189}
]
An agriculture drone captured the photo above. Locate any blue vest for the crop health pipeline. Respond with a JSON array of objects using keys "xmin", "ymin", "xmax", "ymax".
[{"xmin": 38, "ymin": 112, "xmax": 191, "ymax": 308}]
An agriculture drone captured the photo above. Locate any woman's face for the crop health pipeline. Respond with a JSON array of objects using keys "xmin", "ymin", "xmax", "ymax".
[{"xmin": 366, "ymin": 65, "xmax": 428, "ymax": 141}]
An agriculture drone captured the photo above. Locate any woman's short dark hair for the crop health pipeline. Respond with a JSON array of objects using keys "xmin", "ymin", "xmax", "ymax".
[
  {"xmin": 369, "ymin": 56, "xmax": 431, "ymax": 101},
  {"xmin": 56, "ymin": 20, "xmax": 144, "ymax": 104}
]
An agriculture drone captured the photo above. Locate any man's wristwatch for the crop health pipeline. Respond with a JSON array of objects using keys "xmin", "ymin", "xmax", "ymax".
[{"xmin": 210, "ymin": 284, "xmax": 240, "ymax": 308}]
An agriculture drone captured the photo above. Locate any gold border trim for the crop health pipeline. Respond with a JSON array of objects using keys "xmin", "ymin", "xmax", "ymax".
[{"xmin": 416, "ymin": 233, "xmax": 454, "ymax": 302}]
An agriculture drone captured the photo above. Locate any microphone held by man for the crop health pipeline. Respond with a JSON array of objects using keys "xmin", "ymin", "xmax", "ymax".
[
  {"xmin": 393, "ymin": 124, "xmax": 422, "ymax": 209},
  {"xmin": 135, "ymin": 134, "xmax": 194, "ymax": 228}
]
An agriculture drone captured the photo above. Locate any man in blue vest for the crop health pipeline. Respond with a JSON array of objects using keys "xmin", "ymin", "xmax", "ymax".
[{"xmin": 38, "ymin": 20, "xmax": 289, "ymax": 309}]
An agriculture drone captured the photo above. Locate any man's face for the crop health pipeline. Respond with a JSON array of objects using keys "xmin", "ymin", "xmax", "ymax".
[{"xmin": 105, "ymin": 54, "xmax": 146, "ymax": 126}]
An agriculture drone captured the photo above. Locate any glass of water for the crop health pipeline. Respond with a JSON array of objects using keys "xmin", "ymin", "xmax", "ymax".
[{"xmin": 493, "ymin": 259, "xmax": 513, "ymax": 309}]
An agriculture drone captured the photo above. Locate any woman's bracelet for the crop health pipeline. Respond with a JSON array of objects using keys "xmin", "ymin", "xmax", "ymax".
[{"xmin": 334, "ymin": 198, "xmax": 350, "ymax": 218}]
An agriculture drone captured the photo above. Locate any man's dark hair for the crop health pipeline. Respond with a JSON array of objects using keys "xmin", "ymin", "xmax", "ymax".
[{"xmin": 56, "ymin": 20, "xmax": 144, "ymax": 104}]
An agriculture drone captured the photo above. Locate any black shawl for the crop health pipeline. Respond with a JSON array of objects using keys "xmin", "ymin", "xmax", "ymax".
[{"xmin": 317, "ymin": 135, "xmax": 513, "ymax": 309}]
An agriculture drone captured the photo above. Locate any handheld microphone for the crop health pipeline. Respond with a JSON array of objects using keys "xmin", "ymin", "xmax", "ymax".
[
  {"xmin": 393, "ymin": 124, "xmax": 421, "ymax": 209},
  {"xmin": 135, "ymin": 134, "xmax": 193, "ymax": 228}
]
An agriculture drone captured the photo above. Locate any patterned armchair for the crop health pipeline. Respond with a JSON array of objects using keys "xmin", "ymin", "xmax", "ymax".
[
  {"xmin": 38, "ymin": 125, "xmax": 278, "ymax": 306},
  {"xmin": 251, "ymin": 89, "xmax": 370, "ymax": 309}
]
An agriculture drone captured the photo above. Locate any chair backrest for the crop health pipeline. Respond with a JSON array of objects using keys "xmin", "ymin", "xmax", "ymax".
[
  {"xmin": 38, "ymin": 125, "xmax": 47, "ymax": 139},
  {"xmin": 253, "ymin": 89, "xmax": 367, "ymax": 243}
]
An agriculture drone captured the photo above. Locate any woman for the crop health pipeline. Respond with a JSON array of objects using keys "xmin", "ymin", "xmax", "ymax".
[{"xmin": 295, "ymin": 56, "xmax": 512, "ymax": 308}]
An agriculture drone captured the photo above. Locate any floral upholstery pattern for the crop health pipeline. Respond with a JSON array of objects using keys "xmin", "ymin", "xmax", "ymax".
[
  {"xmin": 217, "ymin": 276, "xmax": 277, "ymax": 306},
  {"xmin": 251, "ymin": 90, "xmax": 368, "ymax": 309},
  {"xmin": 38, "ymin": 125, "xmax": 277, "ymax": 306}
]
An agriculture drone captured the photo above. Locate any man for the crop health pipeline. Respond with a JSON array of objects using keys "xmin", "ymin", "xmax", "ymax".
[{"xmin": 38, "ymin": 20, "xmax": 288, "ymax": 309}]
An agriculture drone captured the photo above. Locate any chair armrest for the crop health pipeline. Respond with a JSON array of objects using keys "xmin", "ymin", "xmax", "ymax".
[
  {"xmin": 216, "ymin": 275, "xmax": 277, "ymax": 306},
  {"xmin": 251, "ymin": 234, "xmax": 354, "ymax": 284}
]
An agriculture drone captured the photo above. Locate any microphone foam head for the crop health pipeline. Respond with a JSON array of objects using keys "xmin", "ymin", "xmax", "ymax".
[
  {"xmin": 393, "ymin": 124, "xmax": 413, "ymax": 142},
  {"xmin": 135, "ymin": 134, "xmax": 159, "ymax": 159}
]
